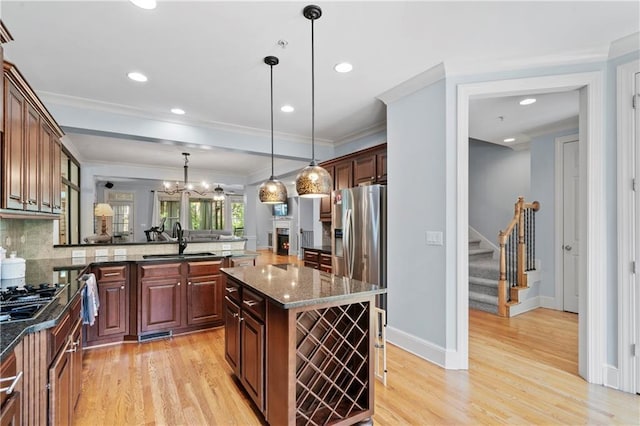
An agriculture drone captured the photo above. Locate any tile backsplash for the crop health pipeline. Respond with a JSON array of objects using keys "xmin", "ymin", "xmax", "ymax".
[{"xmin": 0, "ymin": 219, "xmax": 55, "ymax": 259}]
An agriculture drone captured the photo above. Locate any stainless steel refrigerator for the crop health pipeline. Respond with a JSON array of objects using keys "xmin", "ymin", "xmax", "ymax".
[{"xmin": 332, "ymin": 184, "xmax": 387, "ymax": 309}]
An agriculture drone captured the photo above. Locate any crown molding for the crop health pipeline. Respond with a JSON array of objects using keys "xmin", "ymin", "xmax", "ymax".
[
  {"xmin": 37, "ymin": 91, "xmax": 334, "ymax": 146},
  {"xmin": 377, "ymin": 62, "xmax": 445, "ymax": 105},
  {"xmin": 334, "ymin": 121, "xmax": 387, "ymax": 147},
  {"xmin": 608, "ymin": 32, "xmax": 640, "ymax": 60}
]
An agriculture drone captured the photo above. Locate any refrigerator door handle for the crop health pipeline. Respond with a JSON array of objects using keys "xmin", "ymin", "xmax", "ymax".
[{"xmin": 345, "ymin": 208, "xmax": 355, "ymax": 278}]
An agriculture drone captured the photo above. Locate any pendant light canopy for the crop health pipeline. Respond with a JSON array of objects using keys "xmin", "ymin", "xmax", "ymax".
[
  {"xmin": 295, "ymin": 5, "xmax": 332, "ymax": 198},
  {"xmin": 259, "ymin": 56, "xmax": 288, "ymax": 204}
]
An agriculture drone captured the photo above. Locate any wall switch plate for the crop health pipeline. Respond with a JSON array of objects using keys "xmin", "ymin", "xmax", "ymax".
[
  {"xmin": 426, "ymin": 231, "xmax": 443, "ymax": 246},
  {"xmin": 72, "ymin": 250, "xmax": 86, "ymax": 258},
  {"xmin": 222, "ymin": 244, "xmax": 231, "ymax": 250},
  {"xmin": 222, "ymin": 250, "xmax": 231, "ymax": 256},
  {"xmin": 95, "ymin": 249, "xmax": 109, "ymax": 257},
  {"xmin": 114, "ymin": 248, "xmax": 127, "ymax": 256}
]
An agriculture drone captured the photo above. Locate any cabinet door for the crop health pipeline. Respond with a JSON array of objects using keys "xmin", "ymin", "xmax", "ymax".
[
  {"xmin": 240, "ymin": 312, "xmax": 264, "ymax": 412},
  {"xmin": 39, "ymin": 124, "xmax": 53, "ymax": 212},
  {"xmin": 186, "ymin": 275, "xmax": 222, "ymax": 326},
  {"xmin": 70, "ymin": 321, "xmax": 83, "ymax": 410},
  {"xmin": 24, "ymin": 103, "xmax": 40, "ymax": 211},
  {"xmin": 354, "ymin": 154, "xmax": 376, "ymax": 185},
  {"xmin": 140, "ymin": 278, "xmax": 182, "ymax": 332},
  {"xmin": 3, "ymin": 80, "xmax": 25, "ymax": 209},
  {"xmin": 97, "ymin": 280, "xmax": 128, "ymax": 337},
  {"xmin": 319, "ymin": 165, "xmax": 335, "ymax": 221},
  {"xmin": 334, "ymin": 160, "xmax": 353, "ymax": 190},
  {"xmin": 51, "ymin": 138, "xmax": 62, "ymax": 213},
  {"xmin": 224, "ymin": 297, "xmax": 241, "ymax": 375},
  {"xmin": 48, "ymin": 343, "xmax": 71, "ymax": 426},
  {"xmin": 376, "ymin": 151, "xmax": 387, "ymax": 183}
]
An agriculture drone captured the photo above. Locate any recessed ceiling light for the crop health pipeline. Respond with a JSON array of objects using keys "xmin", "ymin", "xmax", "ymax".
[
  {"xmin": 130, "ymin": 0, "xmax": 156, "ymax": 10},
  {"xmin": 334, "ymin": 62, "xmax": 353, "ymax": 73},
  {"xmin": 503, "ymin": 137, "xmax": 516, "ymax": 143},
  {"xmin": 127, "ymin": 72, "xmax": 148, "ymax": 82},
  {"xmin": 171, "ymin": 108, "xmax": 185, "ymax": 115},
  {"xmin": 519, "ymin": 98, "xmax": 536, "ymax": 106},
  {"xmin": 281, "ymin": 105, "xmax": 294, "ymax": 113}
]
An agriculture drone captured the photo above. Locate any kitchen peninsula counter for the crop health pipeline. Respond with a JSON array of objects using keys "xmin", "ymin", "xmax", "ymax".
[{"xmin": 221, "ymin": 264, "xmax": 385, "ymax": 425}]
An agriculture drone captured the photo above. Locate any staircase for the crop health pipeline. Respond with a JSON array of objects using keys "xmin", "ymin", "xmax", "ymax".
[{"xmin": 468, "ymin": 238, "xmax": 500, "ymax": 314}]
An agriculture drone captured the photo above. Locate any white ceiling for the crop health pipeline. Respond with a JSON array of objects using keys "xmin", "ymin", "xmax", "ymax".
[{"xmin": 1, "ymin": 1, "xmax": 637, "ymax": 186}]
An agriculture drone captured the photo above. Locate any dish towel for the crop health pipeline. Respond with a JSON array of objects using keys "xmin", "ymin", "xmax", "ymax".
[{"xmin": 81, "ymin": 273, "xmax": 100, "ymax": 326}]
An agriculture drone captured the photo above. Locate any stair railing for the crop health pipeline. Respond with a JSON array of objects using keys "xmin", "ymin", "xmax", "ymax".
[{"xmin": 497, "ymin": 197, "xmax": 540, "ymax": 317}]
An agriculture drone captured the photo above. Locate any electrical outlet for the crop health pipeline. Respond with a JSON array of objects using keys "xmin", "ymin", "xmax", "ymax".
[
  {"xmin": 222, "ymin": 244, "xmax": 231, "ymax": 250},
  {"xmin": 425, "ymin": 231, "xmax": 443, "ymax": 246},
  {"xmin": 114, "ymin": 248, "xmax": 127, "ymax": 256},
  {"xmin": 95, "ymin": 249, "xmax": 109, "ymax": 257},
  {"xmin": 72, "ymin": 250, "xmax": 86, "ymax": 258}
]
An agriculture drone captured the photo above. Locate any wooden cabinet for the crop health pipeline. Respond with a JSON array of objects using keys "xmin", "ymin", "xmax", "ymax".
[
  {"xmin": 139, "ymin": 259, "xmax": 225, "ymax": 336},
  {"xmin": 85, "ymin": 264, "xmax": 129, "ymax": 345},
  {"xmin": 319, "ymin": 165, "xmax": 334, "ymax": 221},
  {"xmin": 0, "ymin": 352, "xmax": 22, "ymax": 426},
  {"xmin": 223, "ymin": 278, "xmax": 265, "ymax": 413},
  {"xmin": 354, "ymin": 148, "xmax": 387, "ymax": 185},
  {"xmin": 230, "ymin": 257, "xmax": 256, "ymax": 267},
  {"xmin": 2, "ymin": 62, "xmax": 64, "ymax": 214},
  {"xmin": 48, "ymin": 293, "xmax": 82, "ymax": 426},
  {"xmin": 303, "ymin": 248, "xmax": 332, "ymax": 273},
  {"xmin": 186, "ymin": 259, "xmax": 223, "ymax": 326},
  {"xmin": 376, "ymin": 151, "xmax": 387, "ymax": 183}
]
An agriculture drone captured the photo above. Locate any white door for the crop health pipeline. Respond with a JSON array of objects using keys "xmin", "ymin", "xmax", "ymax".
[
  {"xmin": 635, "ymin": 71, "xmax": 640, "ymax": 393},
  {"xmin": 562, "ymin": 140, "xmax": 580, "ymax": 313}
]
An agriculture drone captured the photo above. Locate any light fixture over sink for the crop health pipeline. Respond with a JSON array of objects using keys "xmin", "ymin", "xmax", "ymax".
[
  {"xmin": 160, "ymin": 152, "xmax": 216, "ymax": 196},
  {"xmin": 259, "ymin": 56, "xmax": 288, "ymax": 204},
  {"xmin": 295, "ymin": 4, "xmax": 332, "ymax": 198}
]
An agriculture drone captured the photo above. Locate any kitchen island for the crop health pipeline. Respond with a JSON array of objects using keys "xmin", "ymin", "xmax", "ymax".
[{"xmin": 222, "ymin": 263, "xmax": 385, "ymax": 426}]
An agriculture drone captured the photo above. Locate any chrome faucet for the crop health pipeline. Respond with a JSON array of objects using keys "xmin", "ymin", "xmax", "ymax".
[{"xmin": 174, "ymin": 222, "xmax": 187, "ymax": 255}]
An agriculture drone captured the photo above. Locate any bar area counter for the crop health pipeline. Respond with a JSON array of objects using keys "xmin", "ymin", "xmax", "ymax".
[{"xmin": 221, "ymin": 264, "xmax": 385, "ymax": 426}]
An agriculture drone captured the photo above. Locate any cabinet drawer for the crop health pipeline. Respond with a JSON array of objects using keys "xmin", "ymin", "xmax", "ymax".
[
  {"xmin": 50, "ymin": 311, "xmax": 71, "ymax": 360},
  {"xmin": 225, "ymin": 279, "xmax": 241, "ymax": 303},
  {"xmin": 187, "ymin": 260, "xmax": 223, "ymax": 276},
  {"xmin": 139, "ymin": 262, "xmax": 182, "ymax": 279},
  {"xmin": 304, "ymin": 261, "xmax": 319, "ymax": 269},
  {"xmin": 242, "ymin": 288, "xmax": 265, "ymax": 321},
  {"xmin": 95, "ymin": 265, "xmax": 127, "ymax": 282},
  {"xmin": 231, "ymin": 257, "xmax": 255, "ymax": 267},
  {"xmin": 303, "ymin": 250, "xmax": 319, "ymax": 263},
  {"xmin": 320, "ymin": 253, "xmax": 332, "ymax": 266}
]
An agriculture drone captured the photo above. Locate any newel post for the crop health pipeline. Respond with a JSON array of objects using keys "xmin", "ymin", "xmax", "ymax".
[
  {"xmin": 517, "ymin": 197, "xmax": 527, "ymax": 288},
  {"xmin": 497, "ymin": 230, "xmax": 508, "ymax": 317}
]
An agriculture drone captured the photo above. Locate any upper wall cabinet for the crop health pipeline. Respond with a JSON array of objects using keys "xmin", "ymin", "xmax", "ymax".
[
  {"xmin": 0, "ymin": 21, "xmax": 14, "ymax": 134},
  {"xmin": 2, "ymin": 61, "xmax": 64, "ymax": 215},
  {"xmin": 318, "ymin": 143, "xmax": 386, "ymax": 222}
]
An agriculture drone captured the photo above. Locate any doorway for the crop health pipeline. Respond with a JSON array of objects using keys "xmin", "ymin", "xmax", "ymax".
[
  {"xmin": 556, "ymin": 134, "xmax": 580, "ymax": 313},
  {"xmin": 457, "ymin": 72, "xmax": 606, "ymax": 384}
]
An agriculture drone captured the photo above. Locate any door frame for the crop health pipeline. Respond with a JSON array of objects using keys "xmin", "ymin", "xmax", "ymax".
[
  {"xmin": 616, "ymin": 59, "xmax": 639, "ymax": 394},
  {"xmin": 555, "ymin": 133, "xmax": 580, "ymax": 313},
  {"xmin": 457, "ymin": 71, "xmax": 605, "ymax": 383}
]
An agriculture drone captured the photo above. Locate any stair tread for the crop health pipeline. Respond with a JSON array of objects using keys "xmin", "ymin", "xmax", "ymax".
[
  {"xmin": 469, "ymin": 291, "xmax": 498, "ymax": 304},
  {"xmin": 469, "ymin": 248, "xmax": 493, "ymax": 255},
  {"xmin": 469, "ymin": 276, "xmax": 498, "ymax": 287}
]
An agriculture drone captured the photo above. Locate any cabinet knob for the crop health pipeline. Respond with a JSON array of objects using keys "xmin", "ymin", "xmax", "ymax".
[
  {"xmin": 120, "ymin": 286, "xmax": 125, "ymax": 290},
  {"xmin": 188, "ymin": 281, "xmax": 192, "ymax": 286},
  {"xmin": 232, "ymin": 312, "xmax": 239, "ymax": 318},
  {"xmin": 177, "ymin": 282, "xmax": 181, "ymax": 286}
]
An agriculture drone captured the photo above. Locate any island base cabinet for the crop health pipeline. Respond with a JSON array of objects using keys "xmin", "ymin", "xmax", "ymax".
[
  {"xmin": 240, "ymin": 312, "xmax": 264, "ymax": 412},
  {"xmin": 224, "ymin": 297, "xmax": 241, "ymax": 374}
]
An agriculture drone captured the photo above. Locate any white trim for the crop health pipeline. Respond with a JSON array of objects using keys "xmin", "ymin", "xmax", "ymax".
[
  {"xmin": 468, "ymin": 225, "xmax": 499, "ymax": 255},
  {"xmin": 457, "ymin": 72, "xmax": 606, "ymax": 385},
  {"xmin": 603, "ymin": 364, "xmax": 620, "ymax": 390},
  {"xmin": 608, "ymin": 32, "xmax": 640, "ymax": 60},
  {"xmin": 386, "ymin": 326, "xmax": 467, "ymax": 369},
  {"xmin": 540, "ymin": 296, "xmax": 557, "ymax": 309},
  {"xmin": 377, "ymin": 63, "xmax": 446, "ymax": 105},
  {"xmin": 509, "ymin": 295, "xmax": 542, "ymax": 317},
  {"xmin": 555, "ymin": 133, "xmax": 580, "ymax": 312},
  {"xmin": 616, "ymin": 59, "xmax": 639, "ymax": 394},
  {"xmin": 333, "ymin": 122, "xmax": 387, "ymax": 147}
]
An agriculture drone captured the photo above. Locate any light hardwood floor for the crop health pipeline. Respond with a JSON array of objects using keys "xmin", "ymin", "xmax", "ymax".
[{"xmin": 74, "ymin": 251, "xmax": 639, "ymax": 425}]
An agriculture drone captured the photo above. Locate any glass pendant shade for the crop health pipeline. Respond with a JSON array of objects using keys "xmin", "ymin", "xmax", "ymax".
[
  {"xmin": 296, "ymin": 161, "xmax": 332, "ymax": 198},
  {"xmin": 259, "ymin": 176, "xmax": 288, "ymax": 204}
]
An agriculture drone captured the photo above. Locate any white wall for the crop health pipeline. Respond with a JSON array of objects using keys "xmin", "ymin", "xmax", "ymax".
[
  {"xmin": 387, "ymin": 78, "xmax": 447, "ymax": 348},
  {"xmin": 468, "ymin": 139, "xmax": 531, "ymax": 243}
]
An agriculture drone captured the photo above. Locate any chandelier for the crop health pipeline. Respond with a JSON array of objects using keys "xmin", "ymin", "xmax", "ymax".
[{"xmin": 160, "ymin": 152, "xmax": 224, "ymax": 198}]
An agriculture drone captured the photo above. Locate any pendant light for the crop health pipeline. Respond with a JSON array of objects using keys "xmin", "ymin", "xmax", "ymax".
[
  {"xmin": 295, "ymin": 4, "xmax": 332, "ymax": 198},
  {"xmin": 259, "ymin": 56, "xmax": 288, "ymax": 204}
]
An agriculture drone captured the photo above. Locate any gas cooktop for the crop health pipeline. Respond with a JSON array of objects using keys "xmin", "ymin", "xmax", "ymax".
[{"xmin": 0, "ymin": 283, "xmax": 66, "ymax": 323}]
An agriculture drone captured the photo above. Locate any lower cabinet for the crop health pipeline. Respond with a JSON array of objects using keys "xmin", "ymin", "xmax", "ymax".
[
  {"xmin": 0, "ymin": 351, "xmax": 22, "ymax": 426},
  {"xmin": 85, "ymin": 264, "xmax": 129, "ymax": 346},
  {"xmin": 141, "ymin": 276, "xmax": 182, "ymax": 333},
  {"xmin": 224, "ymin": 279, "xmax": 265, "ymax": 412},
  {"xmin": 48, "ymin": 293, "xmax": 83, "ymax": 426},
  {"xmin": 303, "ymin": 248, "xmax": 332, "ymax": 273}
]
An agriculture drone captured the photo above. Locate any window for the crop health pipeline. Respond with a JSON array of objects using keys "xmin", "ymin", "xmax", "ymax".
[
  {"xmin": 190, "ymin": 198, "xmax": 224, "ymax": 230},
  {"xmin": 105, "ymin": 191, "xmax": 134, "ymax": 242},
  {"xmin": 231, "ymin": 196, "xmax": 245, "ymax": 236},
  {"xmin": 160, "ymin": 200, "xmax": 180, "ymax": 235},
  {"xmin": 58, "ymin": 149, "xmax": 81, "ymax": 245}
]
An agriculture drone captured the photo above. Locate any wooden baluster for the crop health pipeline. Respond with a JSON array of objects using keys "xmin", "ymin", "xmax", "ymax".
[
  {"xmin": 498, "ymin": 231, "xmax": 508, "ymax": 317},
  {"xmin": 517, "ymin": 198, "xmax": 527, "ymax": 288}
]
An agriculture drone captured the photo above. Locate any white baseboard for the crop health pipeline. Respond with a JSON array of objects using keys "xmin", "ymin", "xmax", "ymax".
[
  {"xmin": 386, "ymin": 326, "xmax": 467, "ymax": 370},
  {"xmin": 603, "ymin": 364, "xmax": 619, "ymax": 389},
  {"xmin": 468, "ymin": 225, "xmax": 499, "ymax": 254},
  {"xmin": 509, "ymin": 295, "xmax": 541, "ymax": 316},
  {"xmin": 539, "ymin": 296, "xmax": 557, "ymax": 309}
]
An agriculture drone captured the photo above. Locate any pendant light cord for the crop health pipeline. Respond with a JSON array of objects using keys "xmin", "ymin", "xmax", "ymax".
[
  {"xmin": 270, "ymin": 63, "xmax": 275, "ymax": 177},
  {"xmin": 311, "ymin": 16, "xmax": 315, "ymax": 162}
]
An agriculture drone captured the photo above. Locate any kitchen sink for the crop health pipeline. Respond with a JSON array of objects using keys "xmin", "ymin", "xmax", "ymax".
[{"xmin": 142, "ymin": 252, "xmax": 216, "ymax": 259}]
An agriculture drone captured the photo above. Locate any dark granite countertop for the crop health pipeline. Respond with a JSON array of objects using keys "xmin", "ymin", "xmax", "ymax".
[
  {"xmin": 221, "ymin": 264, "xmax": 385, "ymax": 309},
  {"xmin": 301, "ymin": 245, "xmax": 332, "ymax": 254},
  {"xmin": 1, "ymin": 266, "xmax": 88, "ymax": 362}
]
